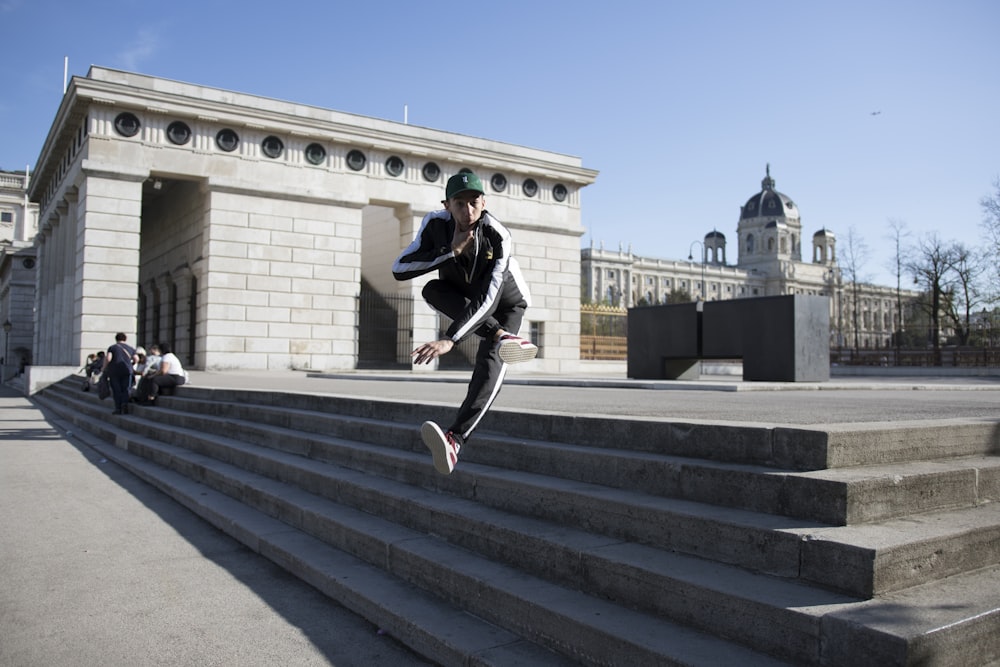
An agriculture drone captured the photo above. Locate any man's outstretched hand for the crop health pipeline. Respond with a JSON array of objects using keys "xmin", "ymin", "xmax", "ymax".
[{"xmin": 412, "ymin": 338, "xmax": 455, "ymax": 365}]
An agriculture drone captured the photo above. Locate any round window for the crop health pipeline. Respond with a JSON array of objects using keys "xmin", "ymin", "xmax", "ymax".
[
  {"xmin": 166, "ymin": 121, "xmax": 191, "ymax": 146},
  {"xmin": 261, "ymin": 135, "xmax": 284, "ymax": 159},
  {"xmin": 422, "ymin": 162, "xmax": 440, "ymax": 182},
  {"xmin": 490, "ymin": 173, "xmax": 507, "ymax": 193},
  {"xmin": 346, "ymin": 149, "xmax": 367, "ymax": 171},
  {"xmin": 553, "ymin": 183, "xmax": 568, "ymax": 202},
  {"xmin": 385, "ymin": 155, "xmax": 404, "ymax": 177},
  {"xmin": 114, "ymin": 112, "xmax": 141, "ymax": 138},
  {"xmin": 305, "ymin": 143, "xmax": 326, "ymax": 165},
  {"xmin": 216, "ymin": 128, "xmax": 239, "ymax": 152},
  {"xmin": 522, "ymin": 178, "xmax": 539, "ymax": 198}
]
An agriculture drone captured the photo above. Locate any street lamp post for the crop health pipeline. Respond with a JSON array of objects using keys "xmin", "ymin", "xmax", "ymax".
[
  {"xmin": 825, "ymin": 268, "xmax": 845, "ymax": 357},
  {"xmin": 688, "ymin": 241, "xmax": 706, "ymax": 302}
]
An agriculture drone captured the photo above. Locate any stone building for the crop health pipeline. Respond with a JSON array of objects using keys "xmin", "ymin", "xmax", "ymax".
[
  {"xmin": 582, "ymin": 166, "xmax": 915, "ymax": 349},
  {"xmin": 0, "ymin": 169, "xmax": 38, "ymax": 380},
  {"xmin": 27, "ymin": 67, "xmax": 597, "ymax": 377}
]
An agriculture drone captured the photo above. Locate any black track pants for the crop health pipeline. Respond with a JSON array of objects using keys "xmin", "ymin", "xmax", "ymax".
[{"xmin": 422, "ymin": 274, "xmax": 528, "ymax": 440}]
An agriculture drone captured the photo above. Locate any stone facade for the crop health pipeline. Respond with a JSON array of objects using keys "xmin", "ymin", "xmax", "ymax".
[
  {"xmin": 28, "ymin": 67, "xmax": 598, "ymax": 373},
  {"xmin": 0, "ymin": 169, "xmax": 39, "ymax": 379}
]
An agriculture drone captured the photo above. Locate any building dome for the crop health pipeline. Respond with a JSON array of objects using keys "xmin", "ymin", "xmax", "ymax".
[
  {"xmin": 705, "ymin": 229, "xmax": 725, "ymax": 240},
  {"xmin": 813, "ymin": 227, "xmax": 835, "ymax": 239},
  {"xmin": 740, "ymin": 164, "xmax": 799, "ymax": 220}
]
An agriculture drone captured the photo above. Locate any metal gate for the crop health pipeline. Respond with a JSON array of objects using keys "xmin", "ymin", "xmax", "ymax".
[
  {"xmin": 357, "ymin": 283, "xmax": 413, "ymax": 369},
  {"xmin": 357, "ymin": 282, "xmax": 476, "ymax": 370}
]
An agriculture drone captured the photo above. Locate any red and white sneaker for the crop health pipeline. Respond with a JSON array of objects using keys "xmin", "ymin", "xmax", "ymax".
[
  {"xmin": 421, "ymin": 421, "xmax": 462, "ymax": 474},
  {"xmin": 496, "ymin": 334, "xmax": 538, "ymax": 364}
]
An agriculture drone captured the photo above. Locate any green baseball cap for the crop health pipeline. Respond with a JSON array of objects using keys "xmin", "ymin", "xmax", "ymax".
[{"xmin": 445, "ymin": 172, "xmax": 485, "ymax": 199}]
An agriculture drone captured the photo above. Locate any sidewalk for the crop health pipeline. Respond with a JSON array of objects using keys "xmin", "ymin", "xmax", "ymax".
[{"xmin": 0, "ymin": 383, "xmax": 431, "ymax": 667}]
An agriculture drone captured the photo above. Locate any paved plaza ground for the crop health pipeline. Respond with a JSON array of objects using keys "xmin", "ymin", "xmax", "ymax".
[{"xmin": 2, "ymin": 369, "xmax": 997, "ymax": 665}]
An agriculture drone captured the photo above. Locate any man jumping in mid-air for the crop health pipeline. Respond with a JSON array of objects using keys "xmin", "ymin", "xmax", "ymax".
[{"xmin": 392, "ymin": 171, "xmax": 537, "ymax": 474}]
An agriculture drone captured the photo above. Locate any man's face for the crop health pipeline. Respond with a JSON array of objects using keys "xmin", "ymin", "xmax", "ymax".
[{"xmin": 445, "ymin": 191, "xmax": 485, "ymax": 232}]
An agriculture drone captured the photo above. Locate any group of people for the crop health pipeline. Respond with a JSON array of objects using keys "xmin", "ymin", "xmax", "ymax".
[{"xmin": 84, "ymin": 333, "xmax": 188, "ymax": 414}]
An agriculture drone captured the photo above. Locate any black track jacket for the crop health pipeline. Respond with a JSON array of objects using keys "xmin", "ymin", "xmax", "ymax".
[{"xmin": 392, "ymin": 209, "xmax": 530, "ymax": 343}]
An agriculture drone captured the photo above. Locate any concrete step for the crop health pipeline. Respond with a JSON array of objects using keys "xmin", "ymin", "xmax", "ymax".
[
  {"xmin": 40, "ymin": 396, "xmax": 793, "ymax": 667},
  {"xmin": 36, "ymin": 378, "xmax": 1000, "ymax": 664},
  {"xmin": 40, "ymin": 392, "xmax": 1000, "ymax": 667},
  {"xmin": 822, "ymin": 563, "xmax": 1000, "ymax": 667},
  {"xmin": 436, "ymin": 430, "xmax": 1000, "ymax": 526},
  {"xmin": 42, "ymin": 379, "xmax": 1000, "ymax": 598},
  {"xmin": 176, "ymin": 384, "xmax": 1000, "ymax": 471},
  {"xmin": 59, "ymin": 431, "xmax": 583, "ymax": 666},
  {"xmin": 791, "ymin": 502, "xmax": 1000, "ymax": 597},
  {"xmin": 90, "ymin": 385, "xmax": 1000, "ymax": 528}
]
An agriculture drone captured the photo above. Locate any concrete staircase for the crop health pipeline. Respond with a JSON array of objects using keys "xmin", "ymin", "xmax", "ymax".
[{"xmin": 32, "ymin": 376, "xmax": 1000, "ymax": 666}]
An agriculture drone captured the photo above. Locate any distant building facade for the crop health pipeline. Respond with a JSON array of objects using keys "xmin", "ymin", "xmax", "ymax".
[
  {"xmin": 27, "ymin": 67, "xmax": 598, "ymax": 374},
  {"xmin": 0, "ymin": 169, "xmax": 38, "ymax": 379},
  {"xmin": 581, "ymin": 166, "xmax": 916, "ymax": 349}
]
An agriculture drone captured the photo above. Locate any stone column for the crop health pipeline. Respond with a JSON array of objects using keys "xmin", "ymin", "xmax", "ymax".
[
  {"xmin": 190, "ymin": 257, "xmax": 206, "ymax": 370},
  {"xmin": 138, "ymin": 279, "xmax": 156, "ymax": 347},
  {"xmin": 33, "ymin": 215, "xmax": 55, "ymax": 364},
  {"xmin": 153, "ymin": 273, "xmax": 173, "ymax": 349},
  {"xmin": 171, "ymin": 266, "xmax": 195, "ymax": 366},
  {"xmin": 46, "ymin": 204, "xmax": 67, "ymax": 364},
  {"xmin": 57, "ymin": 195, "xmax": 75, "ymax": 361},
  {"xmin": 197, "ymin": 187, "xmax": 363, "ymax": 371},
  {"xmin": 34, "ymin": 200, "xmax": 77, "ymax": 365},
  {"xmin": 398, "ymin": 210, "xmax": 439, "ymax": 372},
  {"xmin": 75, "ymin": 172, "xmax": 142, "ymax": 361}
]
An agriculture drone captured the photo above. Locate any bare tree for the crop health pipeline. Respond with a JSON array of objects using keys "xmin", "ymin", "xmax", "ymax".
[
  {"xmin": 980, "ymin": 177, "xmax": 1000, "ymax": 303},
  {"xmin": 906, "ymin": 233, "xmax": 953, "ymax": 364},
  {"xmin": 840, "ymin": 226, "xmax": 871, "ymax": 352},
  {"xmin": 943, "ymin": 242, "xmax": 986, "ymax": 345}
]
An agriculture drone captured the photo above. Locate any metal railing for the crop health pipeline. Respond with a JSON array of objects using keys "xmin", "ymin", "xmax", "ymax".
[
  {"xmin": 360, "ymin": 296, "xmax": 1000, "ymax": 368},
  {"xmin": 831, "ymin": 348, "xmax": 1000, "ymax": 368}
]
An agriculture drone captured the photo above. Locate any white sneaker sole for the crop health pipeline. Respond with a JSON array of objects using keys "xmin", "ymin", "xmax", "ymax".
[
  {"xmin": 421, "ymin": 421, "xmax": 456, "ymax": 474},
  {"xmin": 497, "ymin": 339, "xmax": 538, "ymax": 364}
]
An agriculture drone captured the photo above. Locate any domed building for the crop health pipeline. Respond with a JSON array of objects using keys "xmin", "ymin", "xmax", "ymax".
[
  {"xmin": 581, "ymin": 165, "xmax": 915, "ymax": 351},
  {"xmin": 703, "ymin": 229, "xmax": 727, "ymax": 265},
  {"xmin": 738, "ymin": 164, "xmax": 802, "ymax": 266}
]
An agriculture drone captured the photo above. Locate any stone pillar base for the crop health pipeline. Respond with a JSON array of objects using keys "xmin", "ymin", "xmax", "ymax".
[{"xmin": 23, "ymin": 366, "xmax": 80, "ymax": 396}]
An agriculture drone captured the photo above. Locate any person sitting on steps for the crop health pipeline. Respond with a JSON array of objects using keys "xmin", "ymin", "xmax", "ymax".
[{"xmin": 134, "ymin": 342, "xmax": 187, "ymax": 405}]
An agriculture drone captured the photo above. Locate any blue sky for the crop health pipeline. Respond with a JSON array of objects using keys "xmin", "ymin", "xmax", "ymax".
[{"xmin": 2, "ymin": 0, "xmax": 997, "ymax": 286}]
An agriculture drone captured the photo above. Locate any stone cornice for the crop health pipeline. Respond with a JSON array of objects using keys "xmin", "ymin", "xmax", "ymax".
[
  {"xmin": 31, "ymin": 67, "xmax": 599, "ymax": 212},
  {"xmin": 74, "ymin": 67, "xmax": 599, "ymax": 184}
]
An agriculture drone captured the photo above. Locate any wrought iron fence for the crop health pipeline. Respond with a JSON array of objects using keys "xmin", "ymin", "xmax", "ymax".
[
  {"xmin": 360, "ymin": 296, "xmax": 999, "ymax": 368},
  {"xmin": 831, "ymin": 347, "xmax": 1000, "ymax": 368}
]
